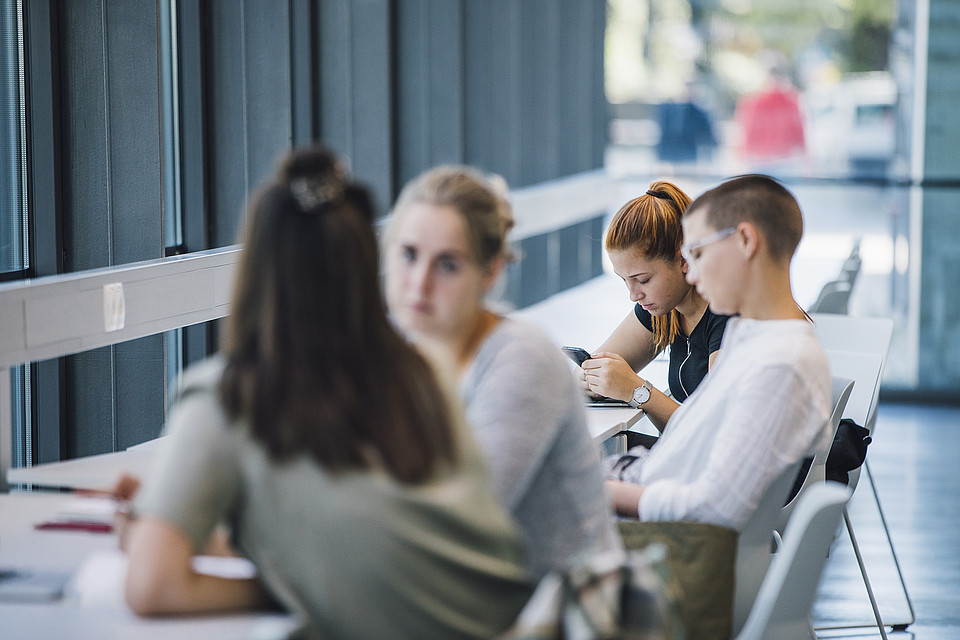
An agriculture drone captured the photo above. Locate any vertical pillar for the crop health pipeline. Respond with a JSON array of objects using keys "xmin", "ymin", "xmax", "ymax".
[
  {"xmin": 0, "ymin": 368, "xmax": 10, "ymax": 492},
  {"xmin": 913, "ymin": 0, "xmax": 960, "ymax": 394}
]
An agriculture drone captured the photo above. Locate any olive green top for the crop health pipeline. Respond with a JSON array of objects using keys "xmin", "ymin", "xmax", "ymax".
[{"xmin": 136, "ymin": 358, "xmax": 532, "ymax": 640}]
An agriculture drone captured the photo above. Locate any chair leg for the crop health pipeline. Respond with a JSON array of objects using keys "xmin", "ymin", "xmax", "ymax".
[
  {"xmin": 863, "ymin": 460, "xmax": 916, "ymax": 630},
  {"xmin": 615, "ymin": 432, "xmax": 628, "ymax": 455},
  {"xmin": 844, "ymin": 508, "xmax": 888, "ymax": 640},
  {"xmin": 814, "ymin": 508, "xmax": 888, "ymax": 639}
]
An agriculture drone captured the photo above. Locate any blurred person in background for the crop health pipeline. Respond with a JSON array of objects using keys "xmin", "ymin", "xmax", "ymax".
[
  {"xmin": 656, "ymin": 81, "xmax": 717, "ymax": 164},
  {"xmin": 735, "ymin": 59, "xmax": 806, "ymax": 166}
]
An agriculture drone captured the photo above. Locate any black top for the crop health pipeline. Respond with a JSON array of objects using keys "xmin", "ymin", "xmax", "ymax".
[{"xmin": 634, "ymin": 304, "xmax": 730, "ymax": 402}]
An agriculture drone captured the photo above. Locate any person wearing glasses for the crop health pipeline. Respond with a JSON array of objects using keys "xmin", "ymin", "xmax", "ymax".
[
  {"xmin": 580, "ymin": 181, "xmax": 731, "ymax": 435},
  {"xmin": 604, "ymin": 175, "xmax": 832, "ymax": 531},
  {"xmin": 123, "ymin": 147, "xmax": 534, "ymax": 638}
]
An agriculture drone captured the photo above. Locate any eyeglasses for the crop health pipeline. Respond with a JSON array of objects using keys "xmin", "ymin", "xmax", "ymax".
[{"xmin": 680, "ymin": 226, "xmax": 738, "ymax": 266}]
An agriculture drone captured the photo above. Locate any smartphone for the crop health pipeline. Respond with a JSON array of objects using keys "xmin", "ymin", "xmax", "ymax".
[{"xmin": 561, "ymin": 346, "xmax": 592, "ymax": 367}]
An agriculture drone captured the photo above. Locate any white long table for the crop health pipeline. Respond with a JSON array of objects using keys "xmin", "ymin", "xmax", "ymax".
[
  {"xmin": 8, "ymin": 408, "xmax": 648, "ymax": 491},
  {"xmin": 1, "ymin": 409, "xmax": 645, "ymax": 637},
  {"xmin": 0, "ymin": 492, "xmax": 297, "ymax": 640},
  {"xmin": 587, "ymin": 407, "xmax": 644, "ymax": 445},
  {"xmin": 6, "ymin": 444, "xmax": 160, "ymax": 492}
]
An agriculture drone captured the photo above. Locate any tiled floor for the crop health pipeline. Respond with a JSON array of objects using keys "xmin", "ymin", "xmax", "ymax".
[
  {"xmin": 513, "ymin": 273, "xmax": 960, "ymax": 639},
  {"xmin": 812, "ymin": 401, "xmax": 960, "ymax": 639}
]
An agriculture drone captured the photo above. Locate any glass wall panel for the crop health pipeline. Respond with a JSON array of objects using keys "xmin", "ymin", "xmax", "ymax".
[
  {"xmin": 0, "ymin": 0, "xmax": 26, "ymax": 277},
  {"xmin": 603, "ymin": 0, "xmax": 960, "ymax": 397},
  {"xmin": 160, "ymin": 0, "xmax": 183, "ymax": 253},
  {"xmin": 605, "ymin": 0, "xmax": 902, "ymax": 181}
]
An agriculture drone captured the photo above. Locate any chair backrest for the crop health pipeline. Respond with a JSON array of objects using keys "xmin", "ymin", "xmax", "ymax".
[
  {"xmin": 840, "ymin": 241, "xmax": 862, "ymax": 285},
  {"xmin": 778, "ymin": 376, "xmax": 854, "ymax": 532},
  {"xmin": 734, "ymin": 482, "xmax": 852, "ymax": 640},
  {"xmin": 808, "ymin": 280, "xmax": 852, "ymax": 315},
  {"xmin": 812, "ymin": 314, "xmax": 893, "ymax": 430},
  {"xmin": 811, "ymin": 314, "xmax": 894, "ymax": 360},
  {"xmin": 840, "ymin": 256, "xmax": 861, "ymax": 285},
  {"xmin": 732, "ymin": 459, "xmax": 802, "ymax": 636},
  {"xmin": 825, "ymin": 351, "xmax": 884, "ymax": 495},
  {"xmin": 823, "ymin": 351, "xmax": 883, "ymax": 430}
]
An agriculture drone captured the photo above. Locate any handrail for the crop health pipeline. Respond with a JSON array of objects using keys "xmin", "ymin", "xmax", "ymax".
[{"xmin": 0, "ymin": 246, "xmax": 240, "ymax": 369}]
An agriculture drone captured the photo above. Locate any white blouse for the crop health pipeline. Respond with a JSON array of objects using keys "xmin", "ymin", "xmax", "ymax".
[{"xmin": 626, "ymin": 317, "xmax": 833, "ymax": 531}]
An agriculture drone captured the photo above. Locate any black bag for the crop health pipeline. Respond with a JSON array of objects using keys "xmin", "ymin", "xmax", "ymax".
[{"xmin": 825, "ymin": 418, "xmax": 872, "ymax": 484}]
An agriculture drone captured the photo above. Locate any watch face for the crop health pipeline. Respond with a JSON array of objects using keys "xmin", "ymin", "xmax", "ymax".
[{"xmin": 633, "ymin": 386, "xmax": 650, "ymax": 405}]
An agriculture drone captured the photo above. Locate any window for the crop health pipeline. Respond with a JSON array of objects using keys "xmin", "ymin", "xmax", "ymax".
[
  {"xmin": 160, "ymin": 0, "xmax": 183, "ymax": 254},
  {"xmin": 605, "ymin": 0, "xmax": 901, "ymax": 181},
  {"xmin": 0, "ymin": 1, "xmax": 31, "ymax": 471},
  {"xmin": 0, "ymin": 0, "xmax": 27, "ymax": 279}
]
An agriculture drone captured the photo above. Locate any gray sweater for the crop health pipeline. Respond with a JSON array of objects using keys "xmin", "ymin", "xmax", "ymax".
[{"xmin": 460, "ymin": 318, "xmax": 622, "ymax": 579}]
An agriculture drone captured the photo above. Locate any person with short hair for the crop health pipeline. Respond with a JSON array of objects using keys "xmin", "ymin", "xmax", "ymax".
[
  {"xmin": 605, "ymin": 175, "xmax": 832, "ymax": 531},
  {"xmin": 582, "ymin": 181, "xmax": 731, "ymax": 433},
  {"xmin": 124, "ymin": 146, "xmax": 533, "ymax": 639},
  {"xmin": 384, "ymin": 166, "xmax": 621, "ymax": 581}
]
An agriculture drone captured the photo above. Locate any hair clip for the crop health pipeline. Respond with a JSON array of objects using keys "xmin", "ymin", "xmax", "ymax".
[
  {"xmin": 290, "ymin": 176, "xmax": 344, "ymax": 214},
  {"xmin": 646, "ymin": 189, "xmax": 668, "ymax": 199}
]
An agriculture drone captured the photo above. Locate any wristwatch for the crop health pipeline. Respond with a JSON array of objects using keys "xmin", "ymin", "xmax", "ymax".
[{"xmin": 629, "ymin": 380, "xmax": 653, "ymax": 409}]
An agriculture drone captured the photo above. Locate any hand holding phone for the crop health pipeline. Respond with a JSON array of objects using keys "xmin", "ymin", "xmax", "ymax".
[{"xmin": 561, "ymin": 346, "xmax": 592, "ymax": 367}]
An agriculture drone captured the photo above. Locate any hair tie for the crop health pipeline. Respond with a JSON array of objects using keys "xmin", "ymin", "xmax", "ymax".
[
  {"xmin": 290, "ymin": 174, "xmax": 345, "ymax": 214},
  {"xmin": 646, "ymin": 189, "xmax": 667, "ymax": 199}
]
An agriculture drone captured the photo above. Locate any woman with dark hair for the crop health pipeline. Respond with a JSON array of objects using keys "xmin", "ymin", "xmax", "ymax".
[
  {"xmin": 581, "ymin": 181, "xmax": 731, "ymax": 433},
  {"xmin": 123, "ymin": 146, "xmax": 532, "ymax": 639}
]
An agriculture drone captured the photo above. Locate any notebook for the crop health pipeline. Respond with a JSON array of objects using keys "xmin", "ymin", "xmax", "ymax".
[{"xmin": 0, "ymin": 568, "xmax": 71, "ymax": 602}]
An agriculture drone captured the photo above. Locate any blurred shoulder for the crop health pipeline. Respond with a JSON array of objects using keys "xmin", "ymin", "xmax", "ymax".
[
  {"xmin": 484, "ymin": 318, "xmax": 566, "ymax": 368},
  {"xmin": 176, "ymin": 356, "xmax": 225, "ymax": 399}
]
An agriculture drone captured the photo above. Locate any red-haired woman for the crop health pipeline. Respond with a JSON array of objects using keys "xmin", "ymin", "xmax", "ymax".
[{"xmin": 581, "ymin": 181, "xmax": 731, "ymax": 434}]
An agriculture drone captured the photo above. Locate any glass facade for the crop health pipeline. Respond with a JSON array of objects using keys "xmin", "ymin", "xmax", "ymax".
[
  {"xmin": 602, "ymin": 0, "xmax": 960, "ymax": 395},
  {"xmin": 605, "ymin": 0, "xmax": 903, "ymax": 182},
  {"xmin": 0, "ymin": 0, "xmax": 26, "ymax": 278}
]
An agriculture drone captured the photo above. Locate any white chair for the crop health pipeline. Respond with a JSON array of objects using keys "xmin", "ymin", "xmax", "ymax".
[
  {"xmin": 811, "ymin": 314, "xmax": 894, "ymax": 431},
  {"xmin": 808, "ymin": 280, "xmax": 852, "ymax": 314},
  {"xmin": 778, "ymin": 376, "xmax": 854, "ymax": 534},
  {"xmin": 819, "ymin": 349, "xmax": 913, "ymax": 636},
  {"xmin": 811, "ymin": 314, "xmax": 893, "ymax": 359},
  {"xmin": 735, "ymin": 482, "xmax": 853, "ymax": 640},
  {"xmin": 732, "ymin": 460, "xmax": 802, "ymax": 636},
  {"xmin": 824, "ymin": 350, "xmax": 881, "ymax": 428},
  {"xmin": 840, "ymin": 242, "xmax": 862, "ymax": 286}
]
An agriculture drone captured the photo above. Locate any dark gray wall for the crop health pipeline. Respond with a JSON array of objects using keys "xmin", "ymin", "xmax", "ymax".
[
  {"xmin": 52, "ymin": 1, "xmax": 165, "ymax": 459},
  {"xmin": 24, "ymin": 0, "xmax": 608, "ymax": 460},
  {"xmin": 317, "ymin": 0, "xmax": 394, "ymax": 211},
  {"xmin": 204, "ymin": 1, "xmax": 295, "ymax": 248},
  {"xmin": 398, "ymin": 0, "xmax": 607, "ymax": 190}
]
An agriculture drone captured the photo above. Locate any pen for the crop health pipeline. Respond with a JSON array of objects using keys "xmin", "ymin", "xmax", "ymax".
[{"xmin": 34, "ymin": 521, "xmax": 114, "ymax": 534}]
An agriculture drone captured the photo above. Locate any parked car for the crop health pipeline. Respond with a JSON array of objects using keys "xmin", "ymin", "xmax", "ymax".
[{"xmin": 806, "ymin": 72, "xmax": 898, "ymax": 178}]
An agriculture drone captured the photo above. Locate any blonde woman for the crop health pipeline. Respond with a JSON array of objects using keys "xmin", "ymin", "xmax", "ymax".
[{"xmin": 384, "ymin": 166, "xmax": 621, "ymax": 581}]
